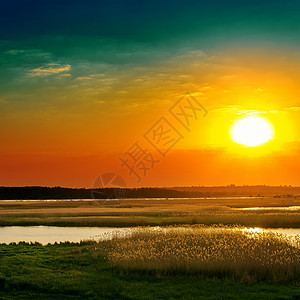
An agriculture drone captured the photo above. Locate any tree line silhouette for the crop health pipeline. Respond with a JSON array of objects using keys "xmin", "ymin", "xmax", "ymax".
[{"xmin": 0, "ymin": 185, "xmax": 299, "ymax": 200}]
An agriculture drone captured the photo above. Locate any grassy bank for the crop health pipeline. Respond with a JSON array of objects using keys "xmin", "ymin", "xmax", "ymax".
[
  {"xmin": 1, "ymin": 212, "xmax": 300, "ymax": 228},
  {"xmin": 0, "ymin": 241, "xmax": 299, "ymax": 299},
  {"xmin": 1, "ymin": 197, "xmax": 300, "ymax": 228}
]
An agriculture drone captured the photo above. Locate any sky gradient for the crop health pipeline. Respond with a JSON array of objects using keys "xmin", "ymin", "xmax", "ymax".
[{"xmin": 1, "ymin": 0, "xmax": 300, "ymax": 187}]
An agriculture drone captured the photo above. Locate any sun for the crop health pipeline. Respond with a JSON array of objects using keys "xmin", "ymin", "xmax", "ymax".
[{"xmin": 230, "ymin": 116, "xmax": 274, "ymax": 147}]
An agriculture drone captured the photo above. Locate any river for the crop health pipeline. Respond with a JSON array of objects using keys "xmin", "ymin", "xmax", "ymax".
[{"xmin": 0, "ymin": 226, "xmax": 299, "ymax": 245}]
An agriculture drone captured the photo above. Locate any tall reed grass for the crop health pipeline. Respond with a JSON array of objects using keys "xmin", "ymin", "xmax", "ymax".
[{"xmin": 97, "ymin": 225, "xmax": 300, "ymax": 283}]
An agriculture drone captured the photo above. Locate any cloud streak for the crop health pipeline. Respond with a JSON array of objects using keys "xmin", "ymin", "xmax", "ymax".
[{"xmin": 29, "ymin": 63, "xmax": 71, "ymax": 77}]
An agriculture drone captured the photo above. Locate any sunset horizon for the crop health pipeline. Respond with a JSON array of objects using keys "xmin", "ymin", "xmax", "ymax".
[
  {"xmin": 1, "ymin": 1, "xmax": 300, "ymax": 189},
  {"xmin": 1, "ymin": 2, "xmax": 300, "ymax": 297}
]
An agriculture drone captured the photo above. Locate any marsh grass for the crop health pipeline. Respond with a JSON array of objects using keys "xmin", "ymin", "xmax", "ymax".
[
  {"xmin": 98, "ymin": 225, "xmax": 300, "ymax": 283},
  {"xmin": 1, "ymin": 197, "xmax": 300, "ymax": 228},
  {"xmin": 1, "ymin": 213, "xmax": 300, "ymax": 228}
]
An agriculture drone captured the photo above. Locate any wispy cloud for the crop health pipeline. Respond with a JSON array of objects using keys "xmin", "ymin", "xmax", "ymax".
[
  {"xmin": 210, "ymin": 106, "xmax": 281, "ymax": 115},
  {"xmin": 5, "ymin": 49, "xmax": 52, "ymax": 59},
  {"xmin": 75, "ymin": 74, "xmax": 106, "ymax": 80},
  {"xmin": 29, "ymin": 63, "xmax": 71, "ymax": 77},
  {"xmin": 286, "ymin": 106, "xmax": 300, "ymax": 112}
]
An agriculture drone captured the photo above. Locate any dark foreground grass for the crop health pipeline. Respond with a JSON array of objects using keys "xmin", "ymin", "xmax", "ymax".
[{"xmin": 0, "ymin": 243, "xmax": 299, "ymax": 300}]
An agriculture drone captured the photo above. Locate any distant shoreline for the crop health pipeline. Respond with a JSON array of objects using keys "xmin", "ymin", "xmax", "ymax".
[
  {"xmin": 1, "ymin": 186, "xmax": 300, "ymax": 200},
  {"xmin": 1, "ymin": 196, "xmax": 300, "ymax": 228}
]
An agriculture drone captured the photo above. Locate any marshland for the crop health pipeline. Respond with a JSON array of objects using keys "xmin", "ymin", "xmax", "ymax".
[{"xmin": 0, "ymin": 195, "xmax": 299, "ymax": 299}]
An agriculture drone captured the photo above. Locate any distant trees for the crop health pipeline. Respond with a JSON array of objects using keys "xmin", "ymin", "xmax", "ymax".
[{"xmin": 0, "ymin": 186, "xmax": 299, "ymax": 200}]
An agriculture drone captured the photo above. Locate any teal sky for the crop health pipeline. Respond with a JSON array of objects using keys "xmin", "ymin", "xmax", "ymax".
[
  {"xmin": 1, "ymin": 0, "xmax": 300, "ymax": 83},
  {"xmin": 1, "ymin": 0, "xmax": 300, "ymax": 117}
]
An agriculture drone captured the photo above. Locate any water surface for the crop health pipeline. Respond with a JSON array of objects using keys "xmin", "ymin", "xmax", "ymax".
[
  {"xmin": 239, "ymin": 206, "xmax": 300, "ymax": 211},
  {"xmin": 0, "ymin": 226, "xmax": 127, "ymax": 245},
  {"xmin": 0, "ymin": 197, "xmax": 263, "ymax": 202},
  {"xmin": 0, "ymin": 226, "xmax": 299, "ymax": 245}
]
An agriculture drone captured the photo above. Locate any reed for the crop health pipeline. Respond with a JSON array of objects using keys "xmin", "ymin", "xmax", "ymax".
[{"xmin": 98, "ymin": 225, "xmax": 300, "ymax": 283}]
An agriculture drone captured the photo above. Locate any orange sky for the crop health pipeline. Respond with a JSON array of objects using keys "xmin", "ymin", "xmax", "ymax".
[
  {"xmin": 1, "ymin": 2, "xmax": 300, "ymax": 188},
  {"xmin": 1, "ymin": 48, "xmax": 300, "ymax": 188}
]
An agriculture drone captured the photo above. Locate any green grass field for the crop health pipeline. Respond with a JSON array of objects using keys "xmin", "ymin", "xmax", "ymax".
[{"xmin": 0, "ymin": 235, "xmax": 299, "ymax": 299}]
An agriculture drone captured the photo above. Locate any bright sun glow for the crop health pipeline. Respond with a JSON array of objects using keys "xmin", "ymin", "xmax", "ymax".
[{"xmin": 230, "ymin": 116, "xmax": 274, "ymax": 147}]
